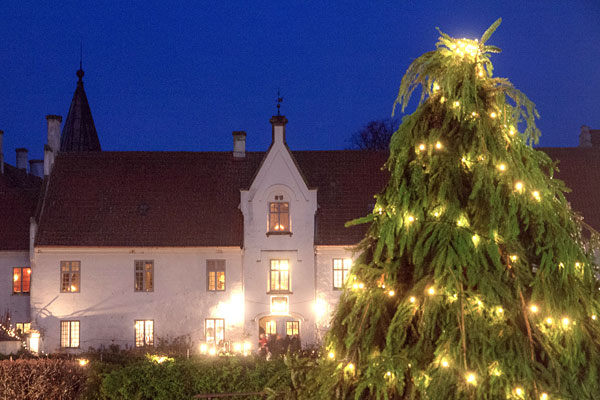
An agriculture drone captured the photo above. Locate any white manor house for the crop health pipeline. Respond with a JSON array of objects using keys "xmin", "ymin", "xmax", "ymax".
[{"xmin": 1, "ymin": 68, "xmax": 600, "ymax": 354}]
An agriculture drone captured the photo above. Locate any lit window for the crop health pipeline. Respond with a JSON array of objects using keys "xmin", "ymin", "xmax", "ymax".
[
  {"xmin": 265, "ymin": 320, "xmax": 277, "ymax": 335},
  {"xmin": 135, "ymin": 260, "xmax": 154, "ymax": 292},
  {"xmin": 60, "ymin": 320, "xmax": 80, "ymax": 348},
  {"xmin": 270, "ymin": 259, "xmax": 290, "ymax": 292},
  {"xmin": 269, "ymin": 201, "xmax": 290, "ymax": 232},
  {"xmin": 13, "ymin": 267, "xmax": 31, "ymax": 294},
  {"xmin": 286, "ymin": 321, "xmax": 299, "ymax": 336},
  {"xmin": 271, "ymin": 296, "xmax": 289, "ymax": 314},
  {"xmin": 15, "ymin": 323, "xmax": 31, "ymax": 335},
  {"xmin": 207, "ymin": 260, "xmax": 226, "ymax": 291},
  {"xmin": 205, "ymin": 318, "xmax": 225, "ymax": 343},
  {"xmin": 135, "ymin": 320, "xmax": 154, "ymax": 347},
  {"xmin": 60, "ymin": 261, "xmax": 80, "ymax": 293},
  {"xmin": 333, "ymin": 259, "xmax": 352, "ymax": 289}
]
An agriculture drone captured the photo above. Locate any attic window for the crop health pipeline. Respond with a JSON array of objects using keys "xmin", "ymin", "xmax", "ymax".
[{"xmin": 268, "ymin": 201, "xmax": 290, "ymax": 234}]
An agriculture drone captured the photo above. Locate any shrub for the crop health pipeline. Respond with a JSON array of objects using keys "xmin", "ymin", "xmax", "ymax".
[{"xmin": 0, "ymin": 358, "xmax": 87, "ymax": 399}]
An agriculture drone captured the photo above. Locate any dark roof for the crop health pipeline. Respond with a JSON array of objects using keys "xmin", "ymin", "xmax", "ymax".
[
  {"xmin": 33, "ymin": 146, "xmax": 600, "ymax": 248},
  {"xmin": 590, "ymin": 129, "xmax": 600, "ymax": 148},
  {"xmin": 35, "ymin": 151, "xmax": 389, "ymax": 247},
  {"xmin": 0, "ymin": 164, "xmax": 42, "ymax": 250},
  {"xmin": 60, "ymin": 69, "xmax": 101, "ymax": 152},
  {"xmin": 539, "ymin": 146, "xmax": 600, "ymax": 233}
]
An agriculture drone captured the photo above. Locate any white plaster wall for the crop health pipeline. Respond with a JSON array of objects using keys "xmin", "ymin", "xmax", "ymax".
[
  {"xmin": 0, "ymin": 340, "xmax": 22, "ymax": 355},
  {"xmin": 0, "ymin": 251, "xmax": 31, "ymax": 325},
  {"xmin": 240, "ymin": 131, "xmax": 319, "ymax": 345},
  {"xmin": 314, "ymin": 246, "xmax": 356, "ymax": 342},
  {"xmin": 30, "ymin": 247, "xmax": 243, "ymax": 353}
]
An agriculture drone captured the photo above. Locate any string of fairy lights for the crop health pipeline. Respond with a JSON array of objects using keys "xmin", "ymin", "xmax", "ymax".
[{"xmin": 324, "ymin": 38, "xmax": 597, "ymax": 400}]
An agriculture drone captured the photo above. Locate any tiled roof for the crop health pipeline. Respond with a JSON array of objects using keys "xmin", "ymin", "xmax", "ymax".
[
  {"xmin": 539, "ymin": 147, "xmax": 600, "ymax": 233},
  {"xmin": 0, "ymin": 164, "xmax": 42, "ymax": 250},
  {"xmin": 33, "ymin": 146, "xmax": 600, "ymax": 248},
  {"xmin": 60, "ymin": 69, "xmax": 101, "ymax": 152}
]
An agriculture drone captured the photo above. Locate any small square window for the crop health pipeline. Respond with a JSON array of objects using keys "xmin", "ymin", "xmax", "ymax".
[
  {"xmin": 333, "ymin": 259, "xmax": 352, "ymax": 289},
  {"xmin": 60, "ymin": 261, "xmax": 80, "ymax": 293},
  {"xmin": 60, "ymin": 320, "xmax": 80, "ymax": 348},
  {"xmin": 15, "ymin": 322, "xmax": 31, "ymax": 335},
  {"xmin": 135, "ymin": 261, "xmax": 154, "ymax": 292},
  {"xmin": 13, "ymin": 267, "xmax": 31, "ymax": 294},
  {"xmin": 270, "ymin": 296, "xmax": 289, "ymax": 315},
  {"xmin": 207, "ymin": 260, "xmax": 226, "ymax": 291},
  {"xmin": 135, "ymin": 320, "xmax": 154, "ymax": 347}
]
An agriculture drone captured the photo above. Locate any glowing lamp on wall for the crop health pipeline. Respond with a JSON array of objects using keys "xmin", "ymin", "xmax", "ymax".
[
  {"xmin": 29, "ymin": 332, "xmax": 40, "ymax": 353},
  {"xmin": 271, "ymin": 296, "xmax": 289, "ymax": 315}
]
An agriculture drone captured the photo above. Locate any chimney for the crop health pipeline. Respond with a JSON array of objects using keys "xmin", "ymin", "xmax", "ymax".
[
  {"xmin": 43, "ymin": 144, "xmax": 54, "ymax": 176},
  {"xmin": 580, "ymin": 125, "xmax": 592, "ymax": 147},
  {"xmin": 29, "ymin": 160, "xmax": 44, "ymax": 178},
  {"xmin": 270, "ymin": 115, "xmax": 288, "ymax": 145},
  {"xmin": 16, "ymin": 148, "xmax": 28, "ymax": 171},
  {"xmin": 0, "ymin": 130, "xmax": 4, "ymax": 174},
  {"xmin": 46, "ymin": 115, "xmax": 62, "ymax": 153},
  {"xmin": 233, "ymin": 131, "xmax": 246, "ymax": 158}
]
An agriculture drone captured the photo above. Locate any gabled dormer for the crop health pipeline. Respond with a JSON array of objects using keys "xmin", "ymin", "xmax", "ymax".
[{"xmin": 240, "ymin": 115, "xmax": 317, "ymax": 248}]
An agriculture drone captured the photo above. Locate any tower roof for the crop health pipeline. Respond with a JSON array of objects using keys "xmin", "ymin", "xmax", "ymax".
[{"xmin": 60, "ymin": 67, "xmax": 101, "ymax": 152}]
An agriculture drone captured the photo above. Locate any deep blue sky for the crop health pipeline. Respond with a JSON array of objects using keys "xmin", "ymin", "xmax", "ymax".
[{"xmin": 2, "ymin": 1, "xmax": 599, "ymax": 162}]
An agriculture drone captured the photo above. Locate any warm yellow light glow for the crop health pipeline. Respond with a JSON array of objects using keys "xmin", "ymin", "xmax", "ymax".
[
  {"xmin": 490, "ymin": 111, "xmax": 497, "ymax": 119},
  {"xmin": 409, "ymin": 296, "xmax": 416, "ymax": 303},
  {"xmin": 515, "ymin": 387, "xmax": 523, "ymax": 396},
  {"xmin": 497, "ymin": 163, "xmax": 506, "ymax": 172},
  {"xmin": 13, "ymin": 274, "xmax": 19, "ymax": 282},
  {"xmin": 540, "ymin": 393, "xmax": 549, "ymax": 400},
  {"xmin": 419, "ymin": 143, "xmax": 426, "ymax": 151},
  {"xmin": 386, "ymin": 371, "xmax": 392, "ymax": 377},
  {"xmin": 545, "ymin": 317, "xmax": 553, "ymax": 325},
  {"xmin": 209, "ymin": 347, "xmax": 217, "ymax": 356},
  {"xmin": 71, "ymin": 285, "xmax": 77, "ymax": 292},
  {"xmin": 200, "ymin": 343, "xmax": 208, "ymax": 354},
  {"xmin": 78, "ymin": 359, "xmax": 89, "ymax": 366},
  {"xmin": 472, "ymin": 234, "xmax": 480, "ymax": 246},
  {"xmin": 155, "ymin": 356, "xmax": 168, "ymax": 364},
  {"xmin": 510, "ymin": 254, "xmax": 518, "ymax": 262},
  {"xmin": 271, "ymin": 296, "xmax": 289, "ymax": 314},
  {"xmin": 234, "ymin": 342, "xmax": 242, "ymax": 352},
  {"xmin": 314, "ymin": 298, "xmax": 328, "ymax": 320},
  {"xmin": 243, "ymin": 341, "xmax": 252, "ymax": 354},
  {"xmin": 471, "ymin": 111, "xmax": 478, "ymax": 117},
  {"xmin": 509, "ymin": 126, "xmax": 516, "ymax": 136},
  {"xmin": 514, "ymin": 181, "xmax": 524, "ymax": 192},
  {"xmin": 530, "ymin": 305, "xmax": 539, "ymax": 313},
  {"xmin": 440, "ymin": 96, "xmax": 446, "ymax": 103},
  {"xmin": 496, "ymin": 306, "xmax": 504, "ymax": 314},
  {"xmin": 562, "ymin": 317, "xmax": 570, "ymax": 327},
  {"xmin": 532, "ymin": 191, "xmax": 541, "ymax": 201},
  {"xmin": 427, "ymin": 287, "xmax": 435, "ymax": 296},
  {"xmin": 435, "ymin": 141, "xmax": 443, "ymax": 150},
  {"xmin": 29, "ymin": 332, "xmax": 40, "ymax": 353},
  {"xmin": 441, "ymin": 359, "xmax": 449, "ymax": 368},
  {"xmin": 466, "ymin": 372, "xmax": 477, "ymax": 385},
  {"xmin": 328, "ymin": 351, "xmax": 335, "ymax": 359},
  {"xmin": 407, "ymin": 215, "xmax": 415, "ymax": 223},
  {"xmin": 592, "ymin": 315, "xmax": 597, "ymax": 321},
  {"xmin": 358, "ymin": 283, "xmax": 364, "ymax": 289},
  {"xmin": 388, "ymin": 290, "xmax": 395, "ymax": 297},
  {"xmin": 432, "ymin": 83, "xmax": 440, "ymax": 92},
  {"xmin": 452, "ymin": 101, "xmax": 460, "ymax": 108},
  {"xmin": 478, "ymin": 69, "xmax": 484, "ymax": 77}
]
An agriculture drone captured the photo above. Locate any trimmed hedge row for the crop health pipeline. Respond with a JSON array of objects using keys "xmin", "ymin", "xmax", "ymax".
[{"xmin": 0, "ymin": 358, "xmax": 87, "ymax": 400}]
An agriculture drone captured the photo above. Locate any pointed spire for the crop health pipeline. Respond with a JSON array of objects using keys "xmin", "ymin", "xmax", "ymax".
[{"xmin": 60, "ymin": 63, "xmax": 101, "ymax": 152}]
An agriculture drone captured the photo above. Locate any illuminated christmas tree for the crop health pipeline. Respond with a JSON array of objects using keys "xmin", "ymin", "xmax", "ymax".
[{"xmin": 307, "ymin": 19, "xmax": 600, "ymax": 399}]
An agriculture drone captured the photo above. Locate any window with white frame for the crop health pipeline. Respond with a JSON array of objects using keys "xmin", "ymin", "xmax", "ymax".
[
  {"xmin": 60, "ymin": 320, "xmax": 80, "ymax": 348},
  {"xmin": 15, "ymin": 322, "xmax": 30, "ymax": 335},
  {"xmin": 13, "ymin": 267, "xmax": 31, "ymax": 294},
  {"xmin": 265, "ymin": 320, "xmax": 277, "ymax": 335},
  {"xmin": 134, "ymin": 320, "xmax": 154, "ymax": 347},
  {"xmin": 286, "ymin": 321, "xmax": 299, "ymax": 336},
  {"xmin": 205, "ymin": 318, "xmax": 224, "ymax": 343},
  {"xmin": 268, "ymin": 197, "xmax": 290, "ymax": 233},
  {"xmin": 207, "ymin": 260, "xmax": 226, "ymax": 291},
  {"xmin": 269, "ymin": 259, "xmax": 290, "ymax": 292},
  {"xmin": 134, "ymin": 260, "xmax": 154, "ymax": 292},
  {"xmin": 60, "ymin": 261, "xmax": 80, "ymax": 293},
  {"xmin": 333, "ymin": 258, "xmax": 352, "ymax": 289}
]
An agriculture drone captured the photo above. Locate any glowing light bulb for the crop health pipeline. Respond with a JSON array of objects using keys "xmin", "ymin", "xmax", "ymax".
[
  {"xmin": 540, "ymin": 393, "xmax": 548, "ymax": 400},
  {"xmin": 328, "ymin": 351, "xmax": 335, "ymax": 359},
  {"xmin": 409, "ymin": 296, "xmax": 416, "ymax": 303},
  {"xmin": 497, "ymin": 306, "xmax": 504, "ymax": 314},
  {"xmin": 515, "ymin": 387, "xmax": 523, "ymax": 396},
  {"xmin": 347, "ymin": 363, "xmax": 355, "ymax": 370},
  {"xmin": 427, "ymin": 287, "xmax": 435, "ymax": 296},
  {"xmin": 509, "ymin": 126, "xmax": 516, "ymax": 136},
  {"xmin": 419, "ymin": 143, "xmax": 426, "ymax": 151},
  {"xmin": 435, "ymin": 141, "xmax": 443, "ymax": 150},
  {"xmin": 510, "ymin": 255, "xmax": 518, "ymax": 262},
  {"xmin": 497, "ymin": 163, "xmax": 506, "ymax": 172},
  {"xmin": 530, "ymin": 305, "xmax": 539, "ymax": 313},
  {"xmin": 352, "ymin": 283, "xmax": 358, "ymax": 289},
  {"xmin": 478, "ymin": 69, "xmax": 484, "ymax": 77},
  {"xmin": 432, "ymin": 83, "xmax": 440, "ymax": 92},
  {"xmin": 466, "ymin": 373, "xmax": 477, "ymax": 385},
  {"xmin": 472, "ymin": 234, "xmax": 480, "ymax": 246},
  {"xmin": 592, "ymin": 315, "xmax": 597, "ymax": 321},
  {"xmin": 453, "ymin": 101, "xmax": 460, "ymax": 108},
  {"xmin": 514, "ymin": 182, "xmax": 524, "ymax": 192},
  {"xmin": 471, "ymin": 111, "xmax": 478, "ymax": 117},
  {"xmin": 358, "ymin": 283, "xmax": 364, "ymax": 289},
  {"xmin": 407, "ymin": 215, "xmax": 415, "ymax": 223},
  {"xmin": 441, "ymin": 359, "xmax": 449, "ymax": 368},
  {"xmin": 532, "ymin": 191, "xmax": 541, "ymax": 201},
  {"xmin": 562, "ymin": 317, "xmax": 570, "ymax": 327},
  {"xmin": 545, "ymin": 317, "xmax": 553, "ymax": 325},
  {"xmin": 386, "ymin": 371, "xmax": 392, "ymax": 377},
  {"xmin": 78, "ymin": 359, "xmax": 89, "ymax": 366},
  {"xmin": 490, "ymin": 111, "xmax": 497, "ymax": 119},
  {"xmin": 440, "ymin": 96, "xmax": 446, "ymax": 104},
  {"xmin": 388, "ymin": 290, "xmax": 395, "ymax": 297},
  {"xmin": 13, "ymin": 274, "xmax": 18, "ymax": 282},
  {"xmin": 208, "ymin": 347, "xmax": 217, "ymax": 356}
]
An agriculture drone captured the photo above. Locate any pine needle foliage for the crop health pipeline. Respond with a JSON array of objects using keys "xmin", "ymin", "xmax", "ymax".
[{"xmin": 303, "ymin": 19, "xmax": 600, "ymax": 399}]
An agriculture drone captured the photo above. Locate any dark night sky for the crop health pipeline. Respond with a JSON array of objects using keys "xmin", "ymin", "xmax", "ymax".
[{"xmin": 2, "ymin": 1, "xmax": 599, "ymax": 162}]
